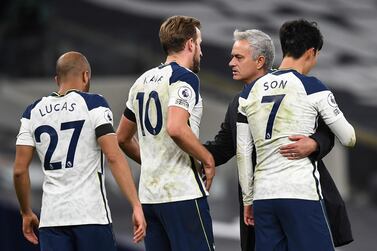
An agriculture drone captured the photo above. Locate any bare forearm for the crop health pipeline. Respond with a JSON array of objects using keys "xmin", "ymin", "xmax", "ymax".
[
  {"xmin": 117, "ymin": 116, "xmax": 141, "ymax": 164},
  {"xmin": 13, "ymin": 170, "xmax": 32, "ymax": 214},
  {"xmin": 119, "ymin": 137, "xmax": 141, "ymax": 164},
  {"xmin": 170, "ymin": 127, "xmax": 212, "ymax": 165},
  {"xmin": 99, "ymin": 134, "xmax": 141, "ymax": 208},
  {"xmin": 13, "ymin": 145, "xmax": 34, "ymax": 215},
  {"xmin": 108, "ymin": 156, "xmax": 141, "ymax": 209}
]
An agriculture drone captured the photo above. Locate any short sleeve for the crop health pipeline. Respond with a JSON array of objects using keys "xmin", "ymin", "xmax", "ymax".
[
  {"xmin": 80, "ymin": 93, "xmax": 114, "ymax": 131},
  {"xmin": 168, "ymin": 81, "xmax": 197, "ymax": 113},
  {"xmin": 16, "ymin": 99, "xmax": 44, "ymax": 146},
  {"xmin": 89, "ymin": 106, "xmax": 114, "ymax": 128},
  {"xmin": 16, "ymin": 117, "xmax": 35, "ymax": 146},
  {"xmin": 125, "ymin": 85, "xmax": 135, "ymax": 114},
  {"xmin": 167, "ymin": 64, "xmax": 200, "ymax": 114}
]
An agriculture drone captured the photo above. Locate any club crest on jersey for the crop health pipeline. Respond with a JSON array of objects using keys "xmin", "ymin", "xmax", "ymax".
[
  {"xmin": 178, "ymin": 87, "xmax": 192, "ymax": 100},
  {"xmin": 327, "ymin": 93, "xmax": 338, "ymax": 108},
  {"xmin": 104, "ymin": 109, "xmax": 113, "ymax": 122}
]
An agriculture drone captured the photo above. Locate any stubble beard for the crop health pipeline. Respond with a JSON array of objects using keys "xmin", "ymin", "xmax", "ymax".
[{"xmin": 192, "ymin": 46, "xmax": 200, "ymax": 73}]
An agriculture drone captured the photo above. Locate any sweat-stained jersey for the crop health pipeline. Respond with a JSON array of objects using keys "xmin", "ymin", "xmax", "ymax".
[
  {"xmin": 237, "ymin": 69, "xmax": 353, "ymax": 205},
  {"xmin": 124, "ymin": 62, "xmax": 208, "ymax": 204},
  {"xmin": 16, "ymin": 90, "xmax": 114, "ymax": 227}
]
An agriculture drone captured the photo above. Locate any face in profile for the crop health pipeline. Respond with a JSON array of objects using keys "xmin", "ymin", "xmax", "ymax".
[
  {"xmin": 192, "ymin": 28, "xmax": 202, "ymax": 73},
  {"xmin": 229, "ymin": 39, "xmax": 260, "ymax": 84}
]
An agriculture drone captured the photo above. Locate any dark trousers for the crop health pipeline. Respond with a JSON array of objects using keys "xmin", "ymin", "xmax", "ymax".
[
  {"xmin": 143, "ymin": 197, "xmax": 214, "ymax": 251},
  {"xmin": 39, "ymin": 224, "xmax": 117, "ymax": 251}
]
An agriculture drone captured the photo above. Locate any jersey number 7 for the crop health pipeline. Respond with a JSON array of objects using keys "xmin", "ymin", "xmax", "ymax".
[{"xmin": 261, "ymin": 94, "xmax": 285, "ymax": 139}]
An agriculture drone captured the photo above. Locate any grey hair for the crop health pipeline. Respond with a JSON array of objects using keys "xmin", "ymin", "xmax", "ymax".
[{"xmin": 233, "ymin": 29, "xmax": 275, "ymax": 70}]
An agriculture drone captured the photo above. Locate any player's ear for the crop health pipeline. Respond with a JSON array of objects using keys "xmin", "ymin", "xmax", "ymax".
[
  {"xmin": 304, "ymin": 48, "xmax": 315, "ymax": 60},
  {"xmin": 82, "ymin": 71, "xmax": 91, "ymax": 92},
  {"xmin": 186, "ymin": 38, "xmax": 194, "ymax": 52},
  {"xmin": 83, "ymin": 71, "xmax": 90, "ymax": 84},
  {"xmin": 256, "ymin": 56, "xmax": 266, "ymax": 70},
  {"xmin": 54, "ymin": 76, "xmax": 60, "ymax": 87}
]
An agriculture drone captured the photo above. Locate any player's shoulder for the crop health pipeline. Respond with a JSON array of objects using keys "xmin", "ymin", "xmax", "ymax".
[
  {"xmin": 21, "ymin": 98, "xmax": 43, "ymax": 119},
  {"xmin": 287, "ymin": 70, "xmax": 328, "ymax": 95},
  {"xmin": 239, "ymin": 74, "xmax": 267, "ymax": 99},
  {"xmin": 73, "ymin": 91, "xmax": 110, "ymax": 111},
  {"xmin": 169, "ymin": 62, "xmax": 199, "ymax": 89}
]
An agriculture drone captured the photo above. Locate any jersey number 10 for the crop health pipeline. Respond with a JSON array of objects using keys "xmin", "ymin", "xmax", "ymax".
[{"xmin": 136, "ymin": 91, "xmax": 163, "ymax": 136}]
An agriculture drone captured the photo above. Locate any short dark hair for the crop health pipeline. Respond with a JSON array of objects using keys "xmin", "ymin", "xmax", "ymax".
[
  {"xmin": 159, "ymin": 15, "xmax": 201, "ymax": 55},
  {"xmin": 279, "ymin": 19, "xmax": 323, "ymax": 59}
]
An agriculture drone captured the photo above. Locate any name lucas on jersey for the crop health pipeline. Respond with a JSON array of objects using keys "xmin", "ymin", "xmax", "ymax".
[
  {"xmin": 263, "ymin": 80, "xmax": 287, "ymax": 91},
  {"xmin": 39, "ymin": 102, "xmax": 76, "ymax": 117}
]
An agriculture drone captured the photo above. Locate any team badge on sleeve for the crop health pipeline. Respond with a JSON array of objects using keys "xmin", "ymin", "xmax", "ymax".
[
  {"xmin": 327, "ymin": 93, "xmax": 338, "ymax": 108},
  {"xmin": 104, "ymin": 109, "xmax": 113, "ymax": 123},
  {"xmin": 178, "ymin": 87, "xmax": 193, "ymax": 100},
  {"xmin": 175, "ymin": 87, "xmax": 193, "ymax": 108}
]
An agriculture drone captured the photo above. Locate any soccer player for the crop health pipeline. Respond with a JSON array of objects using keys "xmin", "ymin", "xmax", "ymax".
[
  {"xmin": 237, "ymin": 20, "xmax": 356, "ymax": 251},
  {"xmin": 204, "ymin": 29, "xmax": 352, "ymax": 250},
  {"xmin": 13, "ymin": 51, "xmax": 146, "ymax": 251},
  {"xmin": 117, "ymin": 16, "xmax": 215, "ymax": 251}
]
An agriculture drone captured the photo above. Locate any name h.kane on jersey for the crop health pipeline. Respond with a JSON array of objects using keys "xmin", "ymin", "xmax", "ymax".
[
  {"xmin": 39, "ymin": 101, "xmax": 77, "ymax": 117},
  {"xmin": 143, "ymin": 74, "xmax": 164, "ymax": 84}
]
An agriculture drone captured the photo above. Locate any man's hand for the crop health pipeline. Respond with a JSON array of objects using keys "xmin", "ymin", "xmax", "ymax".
[
  {"xmin": 203, "ymin": 155, "xmax": 215, "ymax": 191},
  {"xmin": 279, "ymin": 135, "xmax": 318, "ymax": 160},
  {"xmin": 244, "ymin": 205, "xmax": 254, "ymax": 226},
  {"xmin": 22, "ymin": 211, "xmax": 39, "ymax": 245},
  {"xmin": 132, "ymin": 206, "xmax": 147, "ymax": 243}
]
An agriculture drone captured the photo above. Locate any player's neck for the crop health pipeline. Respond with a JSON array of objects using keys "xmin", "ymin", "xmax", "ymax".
[
  {"xmin": 165, "ymin": 54, "xmax": 191, "ymax": 70},
  {"xmin": 58, "ymin": 83, "xmax": 83, "ymax": 95},
  {"xmin": 279, "ymin": 57, "xmax": 305, "ymax": 74}
]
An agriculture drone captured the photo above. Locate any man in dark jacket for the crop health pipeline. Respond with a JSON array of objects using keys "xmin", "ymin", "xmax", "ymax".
[{"xmin": 204, "ymin": 29, "xmax": 352, "ymax": 250}]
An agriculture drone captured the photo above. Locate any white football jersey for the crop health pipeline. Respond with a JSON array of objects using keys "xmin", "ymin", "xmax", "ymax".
[
  {"xmin": 237, "ymin": 69, "xmax": 353, "ymax": 204},
  {"xmin": 16, "ymin": 90, "xmax": 114, "ymax": 227},
  {"xmin": 125, "ymin": 62, "xmax": 207, "ymax": 204}
]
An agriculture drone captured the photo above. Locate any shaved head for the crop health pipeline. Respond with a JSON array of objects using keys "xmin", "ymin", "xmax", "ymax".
[{"xmin": 56, "ymin": 51, "xmax": 91, "ymax": 83}]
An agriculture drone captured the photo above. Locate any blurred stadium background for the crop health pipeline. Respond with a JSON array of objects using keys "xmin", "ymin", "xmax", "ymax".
[{"xmin": 1, "ymin": 0, "xmax": 377, "ymax": 250}]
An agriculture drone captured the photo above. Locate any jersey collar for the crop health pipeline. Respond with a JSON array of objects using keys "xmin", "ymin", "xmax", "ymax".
[{"xmin": 51, "ymin": 89, "xmax": 80, "ymax": 97}]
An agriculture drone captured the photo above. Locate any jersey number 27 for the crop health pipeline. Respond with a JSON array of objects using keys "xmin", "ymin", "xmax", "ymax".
[{"xmin": 35, "ymin": 120, "xmax": 85, "ymax": 170}]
